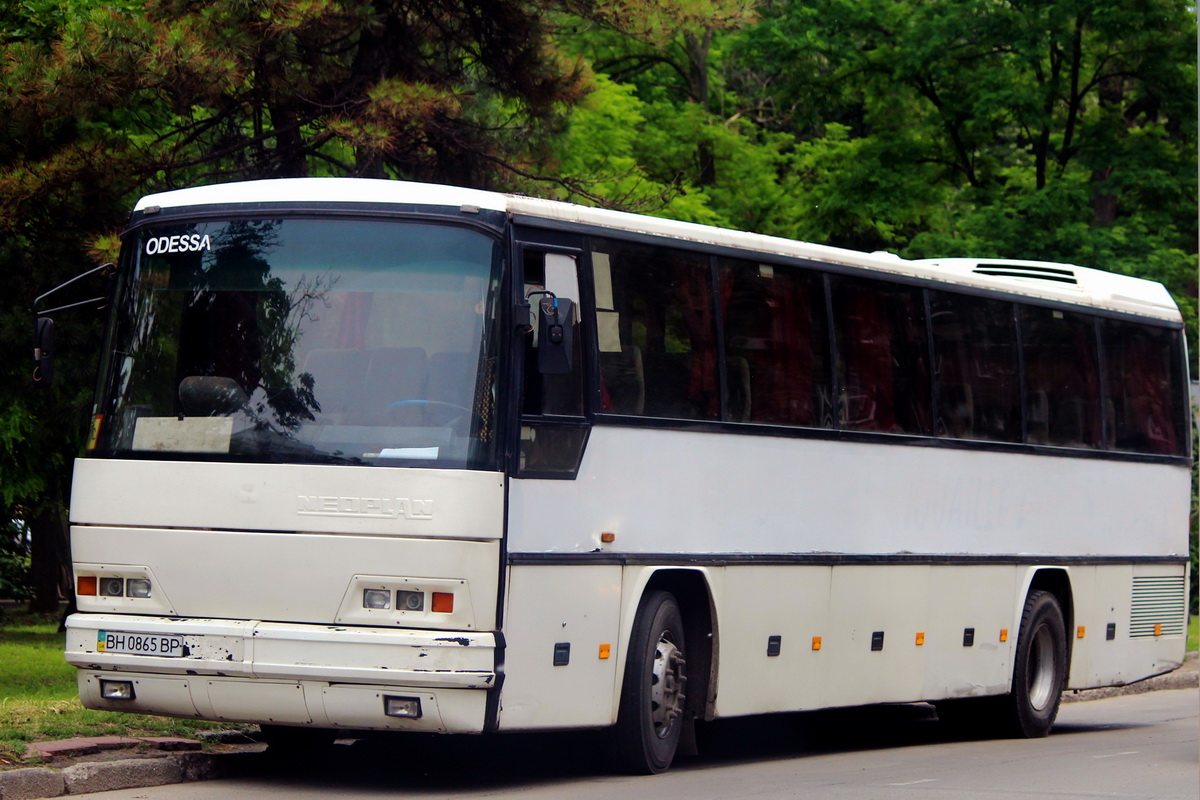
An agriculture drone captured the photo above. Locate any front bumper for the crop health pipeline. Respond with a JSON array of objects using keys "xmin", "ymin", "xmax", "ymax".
[{"xmin": 66, "ymin": 614, "xmax": 496, "ymax": 733}]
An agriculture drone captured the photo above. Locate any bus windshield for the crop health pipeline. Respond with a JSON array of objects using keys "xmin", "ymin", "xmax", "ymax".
[{"xmin": 92, "ymin": 218, "xmax": 503, "ymax": 469}]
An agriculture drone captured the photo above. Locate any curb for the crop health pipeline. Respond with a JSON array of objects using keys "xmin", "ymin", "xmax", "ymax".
[
  {"xmin": 3, "ymin": 660, "xmax": 1197, "ymax": 799},
  {"xmin": 0, "ymin": 736, "xmax": 263, "ymax": 800},
  {"xmin": 1063, "ymin": 659, "xmax": 1199, "ymax": 702}
]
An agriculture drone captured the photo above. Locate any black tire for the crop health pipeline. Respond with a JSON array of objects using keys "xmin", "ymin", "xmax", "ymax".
[
  {"xmin": 937, "ymin": 590, "xmax": 1066, "ymax": 739},
  {"xmin": 611, "ymin": 590, "xmax": 688, "ymax": 774},
  {"xmin": 258, "ymin": 724, "xmax": 336, "ymax": 756},
  {"xmin": 1003, "ymin": 590, "xmax": 1067, "ymax": 737}
]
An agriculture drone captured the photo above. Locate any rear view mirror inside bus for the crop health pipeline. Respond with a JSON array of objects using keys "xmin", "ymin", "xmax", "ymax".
[{"xmin": 537, "ymin": 296, "xmax": 575, "ymax": 375}]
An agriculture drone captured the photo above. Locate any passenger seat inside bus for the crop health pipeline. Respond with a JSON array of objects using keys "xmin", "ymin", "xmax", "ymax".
[
  {"xmin": 642, "ymin": 352, "xmax": 699, "ymax": 418},
  {"xmin": 301, "ymin": 348, "xmax": 370, "ymax": 422},
  {"xmin": 600, "ymin": 345, "xmax": 644, "ymax": 415},
  {"xmin": 357, "ymin": 347, "xmax": 429, "ymax": 426}
]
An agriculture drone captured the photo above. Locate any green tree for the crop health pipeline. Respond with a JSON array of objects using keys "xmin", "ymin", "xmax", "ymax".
[
  {"xmin": 0, "ymin": 0, "xmax": 650, "ymax": 609},
  {"xmin": 726, "ymin": 0, "xmax": 1197, "ymax": 355}
]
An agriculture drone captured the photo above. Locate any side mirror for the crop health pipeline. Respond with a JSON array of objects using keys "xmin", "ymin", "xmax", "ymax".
[
  {"xmin": 33, "ymin": 317, "xmax": 55, "ymax": 387},
  {"xmin": 537, "ymin": 296, "xmax": 575, "ymax": 375},
  {"xmin": 32, "ymin": 260, "xmax": 116, "ymax": 388}
]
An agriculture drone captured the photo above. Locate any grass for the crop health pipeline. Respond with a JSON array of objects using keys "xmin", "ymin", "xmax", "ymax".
[
  {"xmin": 1189, "ymin": 614, "xmax": 1198, "ymax": 653},
  {"xmin": 0, "ymin": 609, "xmax": 224, "ymax": 767}
]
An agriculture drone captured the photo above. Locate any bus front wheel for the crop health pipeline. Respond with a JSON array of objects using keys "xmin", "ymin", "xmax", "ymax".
[
  {"xmin": 258, "ymin": 724, "xmax": 336, "ymax": 756},
  {"xmin": 611, "ymin": 590, "xmax": 688, "ymax": 774}
]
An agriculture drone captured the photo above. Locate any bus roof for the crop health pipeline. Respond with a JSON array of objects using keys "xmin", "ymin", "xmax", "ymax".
[{"xmin": 134, "ymin": 178, "xmax": 1182, "ymax": 323}]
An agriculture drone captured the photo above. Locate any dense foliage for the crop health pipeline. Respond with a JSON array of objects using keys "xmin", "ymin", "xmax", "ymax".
[{"xmin": 0, "ymin": 1, "xmax": 1195, "ymax": 606}]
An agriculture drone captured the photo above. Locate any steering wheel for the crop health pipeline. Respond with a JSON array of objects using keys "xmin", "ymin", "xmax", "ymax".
[{"xmin": 387, "ymin": 399, "xmax": 471, "ymax": 427}]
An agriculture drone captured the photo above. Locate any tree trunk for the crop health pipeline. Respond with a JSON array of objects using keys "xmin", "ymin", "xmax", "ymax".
[
  {"xmin": 1090, "ymin": 75, "xmax": 1125, "ymax": 225},
  {"xmin": 684, "ymin": 29, "xmax": 716, "ymax": 187},
  {"xmin": 27, "ymin": 499, "xmax": 69, "ymax": 614}
]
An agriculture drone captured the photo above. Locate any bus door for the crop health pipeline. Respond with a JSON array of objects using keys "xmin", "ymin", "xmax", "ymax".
[{"xmin": 511, "ymin": 230, "xmax": 590, "ymax": 478}]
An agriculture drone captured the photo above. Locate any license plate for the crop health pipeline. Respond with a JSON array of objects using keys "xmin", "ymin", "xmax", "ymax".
[{"xmin": 97, "ymin": 631, "xmax": 185, "ymax": 658}]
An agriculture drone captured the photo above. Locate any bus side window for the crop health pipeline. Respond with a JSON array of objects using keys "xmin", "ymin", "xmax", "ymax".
[
  {"xmin": 930, "ymin": 292, "xmax": 1020, "ymax": 443},
  {"xmin": 1021, "ymin": 307, "xmax": 1100, "ymax": 449},
  {"xmin": 522, "ymin": 250, "xmax": 583, "ymax": 418},
  {"xmin": 519, "ymin": 249, "xmax": 588, "ymax": 477},
  {"xmin": 594, "ymin": 238, "xmax": 718, "ymax": 421},
  {"xmin": 720, "ymin": 258, "xmax": 831, "ymax": 428},
  {"xmin": 1102, "ymin": 320, "xmax": 1186, "ymax": 456},
  {"xmin": 830, "ymin": 276, "xmax": 930, "ymax": 435}
]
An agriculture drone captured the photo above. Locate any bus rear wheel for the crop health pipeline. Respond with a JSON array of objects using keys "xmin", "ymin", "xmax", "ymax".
[
  {"xmin": 611, "ymin": 590, "xmax": 688, "ymax": 774},
  {"xmin": 1004, "ymin": 590, "xmax": 1067, "ymax": 737},
  {"xmin": 937, "ymin": 590, "xmax": 1066, "ymax": 739}
]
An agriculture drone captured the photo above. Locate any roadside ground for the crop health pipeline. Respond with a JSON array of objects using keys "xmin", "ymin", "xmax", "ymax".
[{"xmin": 0, "ymin": 653, "xmax": 1194, "ymax": 800}]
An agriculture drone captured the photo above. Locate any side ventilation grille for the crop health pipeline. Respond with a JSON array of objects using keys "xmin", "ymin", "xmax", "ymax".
[
  {"xmin": 972, "ymin": 263, "xmax": 1079, "ymax": 285},
  {"xmin": 1129, "ymin": 576, "xmax": 1186, "ymax": 638}
]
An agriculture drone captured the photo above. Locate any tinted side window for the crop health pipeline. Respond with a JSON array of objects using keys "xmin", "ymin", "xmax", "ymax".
[
  {"xmin": 593, "ymin": 238, "xmax": 719, "ymax": 420},
  {"xmin": 831, "ymin": 277, "xmax": 930, "ymax": 434},
  {"xmin": 930, "ymin": 292, "xmax": 1020, "ymax": 443},
  {"xmin": 720, "ymin": 259, "xmax": 832, "ymax": 427},
  {"xmin": 1103, "ymin": 320, "xmax": 1187, "ymax": 456},
  {"xmin": 1022, "ymin": 307, "xmax": 1100, "ymax": 448}
]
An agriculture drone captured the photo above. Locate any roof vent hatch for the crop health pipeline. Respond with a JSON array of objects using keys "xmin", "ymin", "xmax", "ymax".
[{"xmin": 972, "ymin": 263, "xmax": 1079, "ymax": 285}]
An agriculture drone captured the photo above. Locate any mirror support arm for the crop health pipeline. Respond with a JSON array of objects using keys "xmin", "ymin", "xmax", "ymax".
[{"xmin": 34, "ymin": 262, "xmax": 114, "ymax": 314}]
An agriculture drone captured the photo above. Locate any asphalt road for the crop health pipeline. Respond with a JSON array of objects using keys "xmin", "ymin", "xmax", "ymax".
[{"xmin": 71, "ymin": 688, "xmax": 1198, "ymax": 800}]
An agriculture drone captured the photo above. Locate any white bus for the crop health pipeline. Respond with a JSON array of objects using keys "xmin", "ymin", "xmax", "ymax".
[{"xmin": 63, "ymin": 178, "xmax": 1191, "ymax": 774}]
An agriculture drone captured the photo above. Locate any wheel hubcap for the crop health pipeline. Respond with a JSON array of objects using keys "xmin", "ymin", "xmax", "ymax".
[
  {"xmin": 1027, "ymin": 623, "xmax": 1057, "ymax": 711},
  {"xmin": 649, "ymin": 633, "xmax": 686, "ymax": 739}
]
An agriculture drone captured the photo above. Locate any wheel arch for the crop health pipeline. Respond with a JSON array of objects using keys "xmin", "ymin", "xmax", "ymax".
[
  {"xmin": 1020, "ymin": 567, "xmax": 1075, "ymax": 668},
  {"xmin": 617, "ymin": 568, "xmax": 718, "ymax": 724}
]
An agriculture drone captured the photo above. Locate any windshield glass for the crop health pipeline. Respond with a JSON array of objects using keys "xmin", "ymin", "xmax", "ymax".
[{"xmin": 92, "ymin": 218, "xmax": 503, "ymax": 469}]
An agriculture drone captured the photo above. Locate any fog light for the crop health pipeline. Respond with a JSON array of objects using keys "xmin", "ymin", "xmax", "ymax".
[
  {"xmin": 100, "ymin": 680, "xmax": 135, "ymax": 700},
  {"xmin": 99, "ymin": 577, "xmax": 125, "ymax": 597},
  {"xmin": 363, "ymin": 588, "xmax": 391, "ymax": 610},
  {"xmin": 383, "ymin": 695, "xmax": 421, "ymax": 719},
  {"xmin": 396, "ymin": 590, "xmax": 424, "ymax": 611},
  {"xmin": 126, "ymin": 579, "xmax": 152, "ymax": 598}
]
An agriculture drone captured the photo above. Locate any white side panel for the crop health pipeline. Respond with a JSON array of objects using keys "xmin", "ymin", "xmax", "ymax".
[
  {"xmin": 496, "ymin": 565, "xmax": 623, "ymax": 730},
  {"xmin": 920, "ymin": 566, "xmax": 1017, "ymax": 699},
  {"xmin": 507, "ymin": 427, "xmax": 1187, "ymax": 721},
  {"xmin": 71, "ymin": 459, "xmax": 504, "ymax": 540},
  {"xmin": 1067, "ymin": 563, "xmax": 1188, "ymax": 688},
  {"xmin": 815, "ymin": 566, "xmax": 931, "ymax": 709},
  {"xmin": 707, "ymin": 566, "xmax": 831, "ymax": 715},
  {"xmin": 509, "ymin": 428, "xmax": 1189, "ymax": 557}
]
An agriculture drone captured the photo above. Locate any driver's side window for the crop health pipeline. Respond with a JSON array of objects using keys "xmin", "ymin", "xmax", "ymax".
[
  {"xmin": 518, "ymin": 248, "xmax": 588, "ymax": 477},
  {"xmin": 521, "ymin": 250, "xmax": 583, "ymax": 418}
]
